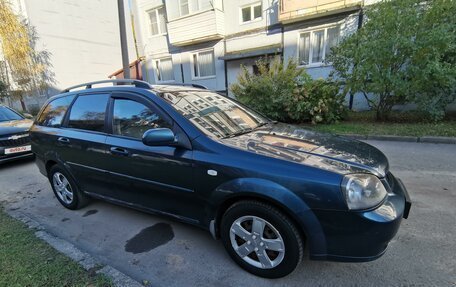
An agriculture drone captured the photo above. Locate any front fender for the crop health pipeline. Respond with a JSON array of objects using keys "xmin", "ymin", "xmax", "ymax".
[{"xmin": 206, "ymin": 177, "xmax": 327, "ymax": 256}]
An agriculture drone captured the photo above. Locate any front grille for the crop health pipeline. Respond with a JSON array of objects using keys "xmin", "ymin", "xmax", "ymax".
[{"xmin": 0, "ymin": 136, "xmax": 31, "ymax": 147}]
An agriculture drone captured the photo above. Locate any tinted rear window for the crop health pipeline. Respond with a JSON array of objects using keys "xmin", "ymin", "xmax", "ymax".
[
  {"xmin": 36, "ymin": 95, "xmax": 75, "ymax": 127},
  {"xmin": 68, "ymin": 94, "xmax": 109, "ymax": 132}
]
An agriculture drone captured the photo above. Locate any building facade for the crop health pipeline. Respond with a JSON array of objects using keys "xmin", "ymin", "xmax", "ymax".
[
  {"xmin": 132, "ymin": 0, "xmax": 376, "ymax": 108},
  {"xmin": 0, "ymin": 0, "xmax": 135, "ymax": 112}
]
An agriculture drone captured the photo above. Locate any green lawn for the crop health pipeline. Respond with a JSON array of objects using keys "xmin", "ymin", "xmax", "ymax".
[
  {"xmin": 0, "ymin": 208, "xmax": 112, "ymax": 287},
  {"xmin": 303, "ymin": 111, "xmax": 456, "ymax": 137}
]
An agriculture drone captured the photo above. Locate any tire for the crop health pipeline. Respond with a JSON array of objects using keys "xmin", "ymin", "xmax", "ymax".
[
  {"xmin": 220, "ymin": 200, "xmax": 304, "ymax": 278},
  {"xmin": 48, "ymin": 165, "xmax": 89, "ymax": 210}
]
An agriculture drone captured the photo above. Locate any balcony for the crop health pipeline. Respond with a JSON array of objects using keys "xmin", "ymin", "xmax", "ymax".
[
  {"xmin": 167, "ymin": 9, "xmax": 225, "ymax": 47},
  {"xmin": 279, "ymin": 0, "xmax": 363, "ymax": 23}
]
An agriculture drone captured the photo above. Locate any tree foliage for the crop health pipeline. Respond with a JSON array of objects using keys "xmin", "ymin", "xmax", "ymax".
[
  {"xmin": 327, "ymin": 0, "xmax": 456, "ymax": 121},
  {"xmin": 231, "ymin": 58, "xmax": 345, "ymax": 124}
]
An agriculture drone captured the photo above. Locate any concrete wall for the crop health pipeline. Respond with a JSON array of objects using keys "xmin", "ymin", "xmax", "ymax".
[
  {"xmin": 23, "ymin": 0, "xmax": 136, "ymax": 90},
  {"xmin": 3, "ymin": 0, "xmax": 136, "ymax": 111}
]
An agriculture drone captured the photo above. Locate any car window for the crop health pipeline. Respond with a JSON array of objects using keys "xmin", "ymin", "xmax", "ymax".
[
  {"xmin": 68, "ymin": 94, "xmax": 109, "ymax": 132},
  {"xmin": 0, "ymin": 106, "xmax": 23, "ymax": 122},
  {"xmin": 159, "ymin": 91, "xmax": 269, "ymax": 138},
  {"xmin": 112, "ymin": 99, "xmax": 172, "ymax": 139},
  {"xmin": 36, "ymin": 95, "xmax": 75, "ymax": 127}
]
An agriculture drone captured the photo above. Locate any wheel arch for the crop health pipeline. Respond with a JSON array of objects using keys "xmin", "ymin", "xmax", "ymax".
[{"xmin": 208, "ymin": 178, "xmax": 328, "ymax": 257}]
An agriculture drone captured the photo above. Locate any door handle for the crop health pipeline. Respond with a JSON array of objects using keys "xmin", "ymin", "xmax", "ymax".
[
  {"xmin": 57, "ymin": 137, "xmax": 70, "ymax": 144},
  {"xmin": 110, "ymin": 147, "xmax": 129, "ymax": 156}
]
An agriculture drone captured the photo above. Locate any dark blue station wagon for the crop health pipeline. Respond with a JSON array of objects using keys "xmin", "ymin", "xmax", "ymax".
[{"xmin": 30, "ymin": 80, "xmax": 411, "ymax": 278}]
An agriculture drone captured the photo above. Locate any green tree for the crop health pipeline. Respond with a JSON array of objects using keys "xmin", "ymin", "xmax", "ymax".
[{"xmin": 328, "ymin": 0, "xmax": 456, "ymax": 121}]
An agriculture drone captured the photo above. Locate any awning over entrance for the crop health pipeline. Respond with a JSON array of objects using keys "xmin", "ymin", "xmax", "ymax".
[{"xmin": 219, "ymin": 44, "xmax": 282, "ymax": 61}]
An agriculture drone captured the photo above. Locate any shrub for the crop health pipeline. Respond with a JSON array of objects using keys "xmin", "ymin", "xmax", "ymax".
[{"xmin": 230, "ymin": 58, "xmax": 345, "ymax": 124}]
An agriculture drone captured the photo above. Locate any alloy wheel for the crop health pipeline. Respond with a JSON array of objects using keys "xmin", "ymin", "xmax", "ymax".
[
  {"xmin": 229, "ymin": 215, "xmax": 285, "ymax": 269},
  {"xmin": 52, "ymin": 172, "xmax": 74, "ymax": 205}
]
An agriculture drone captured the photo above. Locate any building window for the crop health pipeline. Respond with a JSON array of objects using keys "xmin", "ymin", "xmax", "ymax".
[
  {"xmin": 147, "ymin": 6, "xmax": 167, "ymax": 36},
  {"xmin": 154, "ymin": 58, "xmax": 174, "ymax": 82},
  {"xmin": 298, "ymin": 25, "xmax": 340, "ymax": 66},
  {"xmin": 179, "ymin": 0, "xmax": 201, "ymax": 17},
  {"xmin": 192, "ymin": 50, "xmax": 215, "ymax": 78},
  {"xmin": 241, "ymin": 2, "xmax": 262, "ymax": 23}
]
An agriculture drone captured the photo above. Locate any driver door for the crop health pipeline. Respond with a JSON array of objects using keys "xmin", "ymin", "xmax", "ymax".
[{"xmin": 104, "ymin": 92, "xmax": 198, "ymax": 222}]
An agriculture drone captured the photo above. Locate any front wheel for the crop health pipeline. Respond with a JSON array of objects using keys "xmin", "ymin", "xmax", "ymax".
[{"xmin": 220, "ymin": 201, "xmax": 304, "ymax": 278}]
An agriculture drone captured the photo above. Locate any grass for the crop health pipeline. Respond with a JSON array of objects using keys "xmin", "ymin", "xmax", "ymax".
[
  {"xmin": 303, "ymin": 111, "xmax": 456, "ymax": 137},
  {"xmin": 0, "ymin": 207, "xmax": 112, "ymax": 287}
]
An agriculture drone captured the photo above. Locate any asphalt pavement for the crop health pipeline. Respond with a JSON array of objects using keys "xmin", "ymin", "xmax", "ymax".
[{"xmin": 0, "ymin": 140, "xmax": 455, "ymax": 287}]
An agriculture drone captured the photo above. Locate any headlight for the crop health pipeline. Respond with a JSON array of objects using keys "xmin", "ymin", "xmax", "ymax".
[{"xmin": 341, "ymin": 174, "xmax": 387, "ymax": 210}]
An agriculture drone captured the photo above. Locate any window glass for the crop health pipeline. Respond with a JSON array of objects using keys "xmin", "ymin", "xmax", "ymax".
[
  {"xmin": 298, "ymin": 32, "xmax": 310, "ymax": 65},
  {"xmin": 36, "ymin": 95, "xmax": 75, "ymax": 127},
  {"xmin": 158, "ymin": 7, "xmax": 167, "ymax": 34},
  {"xmin": 159, "ymin": 91, "xmax": 269, "ymax": 139},
  {"xmin": 253, "ymin": 4, "xmax": 262, "ymax": 19},
  {"xmin": 326, "ymin": 26, "xmax": 339, "ymax": 58},
  {"xmin": 68, "ymin": 94, "xmax": 109, "ymax": 132},
  {"xmin": 0, "ymin": 106, "xmax": 23, "ymax": 122},
  {"xmin": 196, "ymin": 50, "xmax": 215, "ymax": 77},
  {"xmin": 242, "ymin": 7, "xmax": 251, "ymax": 22},
  {"xmin": 312, "ymin": 30, "xmax": 325, "ymax": 63},
  {"xmin": 148, "ymin": 9, "xmax": 159, "ymax": 35},
  {"xmin": 180, "ymin": 0, "xmax": 189, "ymax": 16},
  {"xmin": 112, "ymin": 99, "xmax": 171, "ymax": 139},
  {"xmin": 298, "ymin": 25, "xmax": 340, "ymax": 66},
  {"xmin": 155, "ymin": 58, "xmax": 174, "ymax": 81}
]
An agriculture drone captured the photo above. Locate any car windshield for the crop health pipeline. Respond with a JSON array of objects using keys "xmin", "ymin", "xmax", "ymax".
[
  {"xmin": 0, "ymin": 106, "xmax": 23, "ymax": 122},
  {"xmin": 158, "ymin": 90, "xmax": 269, "ymax": 138}
]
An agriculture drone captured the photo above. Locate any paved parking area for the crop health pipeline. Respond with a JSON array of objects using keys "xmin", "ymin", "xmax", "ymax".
[{"xmin": 1, "ymin": 140, "xmax": 455, "ymax": 287}]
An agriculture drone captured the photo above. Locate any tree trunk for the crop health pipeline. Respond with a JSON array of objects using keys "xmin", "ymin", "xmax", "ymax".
[{"xmin": 19, "ymin": 96, "xmax": 27, "ymax": 112}]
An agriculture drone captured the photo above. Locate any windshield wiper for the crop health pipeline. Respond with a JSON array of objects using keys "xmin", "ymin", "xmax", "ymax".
[{"xmin": 222, "ymin": 128, "xmax": 254, "ymax": 139}]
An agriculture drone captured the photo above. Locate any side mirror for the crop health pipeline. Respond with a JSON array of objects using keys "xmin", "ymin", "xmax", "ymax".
[
  {"xmin": 142, "ymin": 128, "xmax": 177, "ymax": 146},
  {"xmin": 23, "ymin": 113, "xmax": 34, "ymax": 119}
]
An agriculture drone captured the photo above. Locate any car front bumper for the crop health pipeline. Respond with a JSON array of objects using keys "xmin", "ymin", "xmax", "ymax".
[{"xmin": 311, "ymin": 172, "xmax": 411, "ymax": 262}]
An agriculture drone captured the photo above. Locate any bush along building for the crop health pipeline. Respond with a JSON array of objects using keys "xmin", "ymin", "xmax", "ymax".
[{"xmin": 131, "ymin": 0, "xmax": 379, "ymax": 107}]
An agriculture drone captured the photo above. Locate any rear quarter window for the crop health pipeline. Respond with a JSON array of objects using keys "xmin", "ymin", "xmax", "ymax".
[
  {"xmin": 36, "ymin": 95, "xmax": 75, "ymax": 127},
  {"xmin": 67, "ymin": 93, "xmax": 109, "ymax": 132}
]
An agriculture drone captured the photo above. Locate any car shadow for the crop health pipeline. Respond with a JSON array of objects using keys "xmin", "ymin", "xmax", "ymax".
[{"xmin": 0, "ymin": 156, "xmax": 35, "ymax": 169}]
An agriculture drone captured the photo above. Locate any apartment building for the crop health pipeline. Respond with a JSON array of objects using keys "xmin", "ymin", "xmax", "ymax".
[{"xmin": 132, "ymin": 0, "xmax": 374, "ymax": 107}]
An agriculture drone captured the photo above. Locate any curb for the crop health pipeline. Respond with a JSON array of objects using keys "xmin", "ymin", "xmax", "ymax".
[
  {"xmin": 6, "ymin": 209, "xmax": 142, "ymax": 287},
  {"xmin": 341, "ymin": 134, "xmax": 456, "ymax": 144}
]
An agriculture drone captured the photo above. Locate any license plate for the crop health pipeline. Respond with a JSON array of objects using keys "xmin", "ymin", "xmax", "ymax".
[{"xmin": 4, "ymin": 145, "xmax": 31, "ymax": 155}]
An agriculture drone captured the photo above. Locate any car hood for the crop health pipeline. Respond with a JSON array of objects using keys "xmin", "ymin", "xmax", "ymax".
[
  {"xmin": 220, "ymin": 123, "xmax": 389, "ymax": 177},
  {"xmin": 0, "ymin": 119, "xmax": 33, "ymax": 137}
]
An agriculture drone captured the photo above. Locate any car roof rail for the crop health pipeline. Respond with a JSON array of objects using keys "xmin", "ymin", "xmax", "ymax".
[{"xmin": 61, "ymin": 79, "xmax": 152, "ymax": 93}]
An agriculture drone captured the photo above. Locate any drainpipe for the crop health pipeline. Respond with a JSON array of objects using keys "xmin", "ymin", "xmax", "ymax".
[{"xmin": 117, "ymin": 0, "xmax": 131, "ymax": 79}]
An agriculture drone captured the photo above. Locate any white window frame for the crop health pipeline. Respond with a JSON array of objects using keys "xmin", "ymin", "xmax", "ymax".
[
  {"xmin": 153, "ymin": 57, "xmax": 175, "ymax": 83},
  {"xmin": 178, "ymin": 0, "xmax": 202, "ymax": 17},
  {"xmin": 297, "ymin": 23, "xmax": 341, "ymax": 68},
  {"xmin": 146, "ymin": 6, "xmax": 167, "ymax": 37},
  {"xmin": 191, "ymin": 49, "xmax": 216, "ymax": 80},
  {"xmin": 240, "ymin": 2, "xmax": 262, "ymax": 24}
]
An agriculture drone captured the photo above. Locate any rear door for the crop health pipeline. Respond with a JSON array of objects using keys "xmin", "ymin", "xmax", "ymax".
[
  {"xmin": 58, "ymin": 93, "xmax": 114, "ymax": 197},
  {"xmin": 104, "ymin": 92, "xmax": 198, "ymax": 222}
]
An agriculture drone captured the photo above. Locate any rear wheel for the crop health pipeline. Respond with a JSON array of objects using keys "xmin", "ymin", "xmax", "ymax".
[
  {"xmin": 48, "ymin": 165, "xmax": 88, "ymax": 210},
  {"xmin": 220, "ymin": 201, "xmax": 304, "ymax": 278}
]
